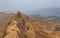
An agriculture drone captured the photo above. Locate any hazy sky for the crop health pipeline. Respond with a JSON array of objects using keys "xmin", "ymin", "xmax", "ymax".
[{"xmin": 0, "ymin": 0, "xmax": 60, "ymax": 13}]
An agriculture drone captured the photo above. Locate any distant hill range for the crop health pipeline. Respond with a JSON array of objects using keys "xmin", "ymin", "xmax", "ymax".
[
  {"xmin": 30, "ymin": 8, "xmax": 60, "ymax": 22},
  {"xmin": 31, "ymin": 8, "xmax": 60, "ymax": 16}
]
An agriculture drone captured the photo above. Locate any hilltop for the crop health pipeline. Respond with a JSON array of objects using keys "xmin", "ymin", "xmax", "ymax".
[{"xmin": 0, "ymin": 11, "xmax": 60, "ymax": 38}]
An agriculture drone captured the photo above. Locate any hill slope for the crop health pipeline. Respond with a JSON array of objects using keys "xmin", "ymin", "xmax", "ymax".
[{"xmin": 0, "ymin": 11, "xmax": 60, "ymax": 38}]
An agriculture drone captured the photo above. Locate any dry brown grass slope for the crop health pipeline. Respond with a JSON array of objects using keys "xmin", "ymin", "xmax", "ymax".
[
  {"xmin": 0, "ymin": 12, "xmax": 13, "ymax": 38},
  {"xmin": 0, "ymin": 11, "xmax": 60, "ymax": 38}
]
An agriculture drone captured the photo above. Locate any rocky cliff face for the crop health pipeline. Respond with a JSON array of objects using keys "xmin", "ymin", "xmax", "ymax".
[{"xmin": 1, "ymin": 11, "xmax": 60, "ymax": 38}]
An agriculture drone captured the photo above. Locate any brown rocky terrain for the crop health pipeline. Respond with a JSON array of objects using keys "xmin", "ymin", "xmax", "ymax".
[
  {"xmin": 0, "ymin": 11, "xmax": 60, "ymax": 38},
  {"xmin": 0, "ymin": 12, "xmax": 13, "ymax": 38}
]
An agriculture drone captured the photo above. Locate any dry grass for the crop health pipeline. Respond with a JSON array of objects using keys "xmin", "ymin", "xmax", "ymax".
[{"xmin": 0, "ymin": 12, "xmax": 60, "ymax": 38}]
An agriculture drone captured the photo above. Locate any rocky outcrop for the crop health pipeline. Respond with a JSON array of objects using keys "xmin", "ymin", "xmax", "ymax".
[
  {"xmin": 4, "ymin": 12, "xmax": 20, "ymax": 38},
  {"xmin": 3, "ymin": 11, "xmax": 30, "ymax": 38}
]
